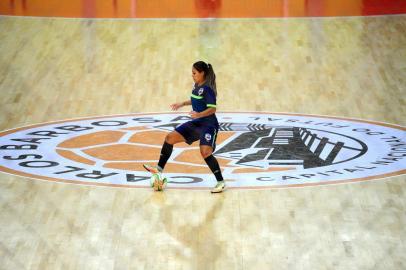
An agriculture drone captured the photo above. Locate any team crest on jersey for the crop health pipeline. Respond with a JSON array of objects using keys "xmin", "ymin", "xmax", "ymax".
[
  {"xmin": 0, "ymin": 112, "xmax": 405, "ymax": 190},
  {"xmin": 198, "ymin": 88, "xmax": 204, "ymax": 95}
]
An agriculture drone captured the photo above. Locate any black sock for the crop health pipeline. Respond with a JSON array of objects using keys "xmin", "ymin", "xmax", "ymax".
[
  {"xmin": 158, "ymin": 141, "xmax": 173, "ymax": 171},
  {"xmin": 204, "ymin": 155, "xmax": 224, "ymax": 181}
]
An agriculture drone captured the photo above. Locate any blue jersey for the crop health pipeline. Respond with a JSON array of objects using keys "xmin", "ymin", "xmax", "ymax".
[{"xmin": 190, "ymin": 84, "xmax": 219, "ymax": 126}]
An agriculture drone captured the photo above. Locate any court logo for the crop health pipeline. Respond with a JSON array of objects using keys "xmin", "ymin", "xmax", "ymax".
[{"xmin": 0, "ymin": 112, "xmax": 405, "ymax": 189}]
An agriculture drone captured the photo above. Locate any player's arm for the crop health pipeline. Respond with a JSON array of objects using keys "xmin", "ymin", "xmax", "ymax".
[
  {"xmin": 170, "ymin": 100, "xmax": 191, "ymax": 111},
  {"xmin": 182, "ymin": 100, "xmax": 192, "ymax": 106}
]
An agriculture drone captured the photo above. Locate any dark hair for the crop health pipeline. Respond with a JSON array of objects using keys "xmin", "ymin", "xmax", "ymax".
[{"xmin": 193, "ymin": 61, "xmax": 217, "ymax": 96}]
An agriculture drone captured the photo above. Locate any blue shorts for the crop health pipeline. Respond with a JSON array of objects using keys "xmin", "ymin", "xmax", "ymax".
[{"xmin": 175, "ymin": 121, "xmax": 219, "ymax": 150}]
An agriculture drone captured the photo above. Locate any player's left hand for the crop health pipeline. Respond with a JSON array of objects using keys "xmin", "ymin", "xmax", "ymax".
[{"xmin": 189, "ymin": 111, "xmax": 199, "ymax": 119}]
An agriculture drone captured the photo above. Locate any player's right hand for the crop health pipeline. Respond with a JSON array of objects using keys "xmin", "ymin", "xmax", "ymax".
[{"xmin": 170, "ymin": 102, "xmax": 183, "ymax": 111}]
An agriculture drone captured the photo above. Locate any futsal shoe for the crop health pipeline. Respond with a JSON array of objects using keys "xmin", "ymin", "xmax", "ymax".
[
  {"xmin": 143, "ymin": 164, "xmax": 162, "ymax": 174},
  {"xmin": 211, "ymin": 181, "xmax": 226, "ymax": 193}
]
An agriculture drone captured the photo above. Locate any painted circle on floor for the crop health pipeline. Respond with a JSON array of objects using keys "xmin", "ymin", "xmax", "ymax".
[{"xmin": 0, "ymin": 112, "xmax": 405, "ymax": 190}]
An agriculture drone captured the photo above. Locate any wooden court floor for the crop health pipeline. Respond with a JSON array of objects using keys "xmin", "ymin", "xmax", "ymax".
[{"xmin": 0, "ymin": 13, "xmax": 406, "ymax": 270}]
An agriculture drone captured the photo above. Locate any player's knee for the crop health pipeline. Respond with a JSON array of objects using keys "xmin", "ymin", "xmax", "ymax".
[
  {"xmin": 165, "ymin": 133, "xmax": 175, "ymax": 144},
  {"xmin": 200, "ymin": 148, "xmax": 212, "ymax": 159},
  {"xmin": 165, "ymin": 132, "xmax": 181, "ymax": 145}
]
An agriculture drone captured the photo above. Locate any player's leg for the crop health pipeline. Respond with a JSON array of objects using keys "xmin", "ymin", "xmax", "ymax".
[
  {"xmin": 165, "ymin": 130, "xmax": 187, "ymax": 144},
  {"xmin": 144, "ymin": 121, "xmax": 198, "ymax": 174},
  {"xmin": 143, "ymin": 130, "xmax": 185, "ymax": 173},
  {"xmin": 158, "ymin": 131, "xmax": 185, "ymax": 170},
  {"xmin": 199, "ymin": 127, "xmax": 225, "ymax": 193}
]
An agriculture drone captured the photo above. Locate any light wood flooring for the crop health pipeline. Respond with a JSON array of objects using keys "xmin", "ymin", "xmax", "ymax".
[{"xmin": 0, "ymin": 15, "xmax": 405, "ymax": 270}]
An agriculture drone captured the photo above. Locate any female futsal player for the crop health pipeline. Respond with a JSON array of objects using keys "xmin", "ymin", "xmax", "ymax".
[{"xmin": 143, "ymin": 61, "xmax": 225, "ymax": 193}]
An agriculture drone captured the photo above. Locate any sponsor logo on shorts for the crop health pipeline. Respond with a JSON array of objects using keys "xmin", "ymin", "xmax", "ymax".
[
  {"xmin": 205, "ymin": 133, "xmax": 212, "ymax": 141},
  {"xmin": 0, "ymin": 112, "xmax": 405, "ymax": 189}
]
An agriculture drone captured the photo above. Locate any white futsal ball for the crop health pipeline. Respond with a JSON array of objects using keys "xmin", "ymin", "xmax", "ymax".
[{"xmin": 150, "ymin": 173, "xmax": 167, "ymax": 191}]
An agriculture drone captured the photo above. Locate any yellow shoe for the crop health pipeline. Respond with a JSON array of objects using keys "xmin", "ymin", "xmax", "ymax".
[
  {"xmin": 211, "ymin": 181, "xmax": 225, "ymax": 193},
  {"xmin": 143, "ymin": 164, "xmax": 161, "ymax": 174}
]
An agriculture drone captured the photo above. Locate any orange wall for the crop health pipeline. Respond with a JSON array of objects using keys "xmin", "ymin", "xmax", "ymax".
[{"xmin": 0, "ymin": 0, "xmax": 405, "ymax": 18}]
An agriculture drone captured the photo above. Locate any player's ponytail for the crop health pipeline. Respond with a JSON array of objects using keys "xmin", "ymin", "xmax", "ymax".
[
  {"xmin": 206, "ymin": 63, "xmax": 217, "ymax": 97},
  {"xmin": 193, "ymin": 61, "xmax": 217, "ymax": 96}
]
